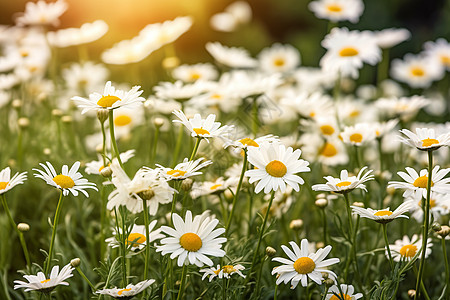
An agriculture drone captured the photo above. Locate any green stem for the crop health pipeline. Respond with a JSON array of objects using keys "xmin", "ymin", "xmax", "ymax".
[
  {"xmin": 377, "ymin": 48, "xmax": 390, "ymax": 87},
  {"xmin": 321, "ymin": 286, "xmax": 329, "ymax": 300},
  {"xmin": 120, "ymin": 207, "xmax": 128, "ymax": 286},
  {"xmin": 176, "ymin": 264, "xmax": 188, "ymax": 300},
  {"xmin": 382, "ymin": 223, "xmax": 394, "ymax": 270},
  {"xmin": 1, "ymin": 194, "xmax": 31, "ymax": 269},
  {"xmin": 442, "ymin": 237, "xmax": 449, "ymax": 298},
  {"xmin": 100, "ymin": 121, "xmax": 107, "ymax": 167},
  {"xmin": 45, "ymin": 190, "xmax": 64, "ymax": 275},
  {"xmin": 142, "ymin": 200, "xmax": 150, "ymax": 287},
  {"xmin": 172, "ymin": 125, "xmax": 184, "ymax": 167},
  {"xmin": 343, "ymin": 193, "xmax": 354, "ymax": 281},
  {"xmin": 75, "ymin": 266, "xmax": 96, "ymax": 292},
  {"xmin": 353, "ymin": 145, "xmax": 361, "ymax": 169},
  {"xmin": 343, "ymin": 193, "xmax": 354, "ymax": 236},
  {"xmin": 274, "ymin": 284, "xmax": 278, "ymax": 300},
  {"xmin": 415, "ymin": 150, "xmax": 433, "ymax": 300},
  {"xmin": 114, "ymin": 207, "xmax": 127, "ymax": 287},
  {"xmin": 225, "ymin": 151, "xmax": 248, "ymax": 236},
  {"xmin": 108, "ymin": 110, "xmax": 123, "ymax": 168},
  {"xmin": 151, "ymin": 125, "xmax": 160, "ymax": 164},
  {"xmin": 252, "ymin": 98, "xmax": 259, "ymax": 137},
  {"xmin": 222, "ymin": 277, "xmax": 227, "ymax": 300},
  {"xmin": 189, "ymin": 137, "xmax": 201, "ymax": 161},
  {"xmin": 321, "ymin": 209, "xmax": 328, "ymax": 245},
  {"xmin": 246, "ymin": 191, "xmax": 276, "ymax": 286}
]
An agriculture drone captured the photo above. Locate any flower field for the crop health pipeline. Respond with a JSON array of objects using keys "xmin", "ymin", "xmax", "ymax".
[{"xmin": 0, "ymin": 0, "xmax": 450, "ymax": 299}]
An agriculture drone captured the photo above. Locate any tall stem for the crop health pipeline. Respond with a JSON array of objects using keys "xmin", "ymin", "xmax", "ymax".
[
  {"xmin": 442, "ymin": 238, "xmax": 449, "ymax": 298},
  {"xmin": 1, "ymin": 194, "xmax": 31, "ymax": 269},
  {"xmin": 189, "ymin": 137, "xmax": 201, "ymax": 161},
  {"xmin": 172, "ymin": 125, "xmax": 184, "ymax": 167},
  {"xmin": 151, "ymin": 125, "xmax": 160, "ymax": 164},
  {"xmin": 343, "ymin": 193, "xmax": 354, "ymax": 236},
  {"xmin": 108, "ymin": 110, "xmax": 123, "ymax": 168},
  {"xmin": 45, "ymin": 190, "xmax": 64, "ymax": 275},
  {"xmin": 225, "ymin": 151, "xmax": 248, "ymax": 236},
  {"xmin": 176, "ymin": 264, "xmax": 188, "ymax": 300},
  {"xmin": 321, "ymin": 209, "xmax": 328, "ymax": 245},
  {"xmin": 415, "ymin": 150, "xmax": 433, "ymax": 300},
  {"xmin": 252, "ymin": 98, "xmax": 259, "ymax": 137},
  {"xmin": 382, "ymin": 223, "xmax": 394, "ymax": 270},
  {"xmin": 142, "ymin": 200, "xmax": 150, "ymax": 285}
]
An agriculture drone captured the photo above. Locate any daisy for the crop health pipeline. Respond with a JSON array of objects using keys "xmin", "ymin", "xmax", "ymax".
[
  {"xmin": 107, "ymin": 162, "xmax": 175, "ymax": 215},
  {"xmin": 206, "ymin": 42, "xmax": 258, "ymax": 68},
  {"xmin": 15, "ymin": 0, "xmax": 68, "ymax": 27},
  {"xmin": 14, "ymin": 263, "xmax": 74, "ymax": 292},
  {"xmin": 308, "ymin": 0, "xmax": 364, "ymax": 23},
  {"xmin": 71, "ymin": 81, "xmax": 145, "ymax": 114},
  {"xmin": 172, "ymin": 63, "xmax": 218, "ymax": 82},
  {"xmin": 0, "ymin": 167, "xmax": 27, "ymax": 195},
  {"xmin": 312, "ymin": 166, "xmax": 374, "ymax": 194},
  {"xmin": 272, "ymin": 239, "xmax": 340, "ymax": 289},
  {"xmin": 156, "ymin": 210, "xmax": 226, "ymax": 267},
  {"xmin": 387, "ymin": 234, "xmax": 432, "ymax": 262},
  {"xmin": 245, "ymin": 142, "xmax": 310, "ymax": 194},
  {"xmin": 409, "ymin": 193, "xmax": 450, "ymax": 223},
  {"xmin": 224, "ymin": 134, "xmax": 279, "ymax": 151},
  {"xmin": 96, "ymin": 279, "xmax": 155, "ymax": 298},
  {"xmin": 33, "ymin": 161, "xmax": 97, "ymax": 197},
  {"xmin": 210, "ymin": 1, "xmax": 252, "ymax": 32},
  {"xmin": 172, "ymin": 110, "xmax": 234, "ymax": 141},
  {"xmin": 85, "ymin": 149, "xmax": 135, "ymax": 175},
  {"xmin": 320, "ymin": 28, "xmax": 381, "ymax": 79},
  {"xmin": 423, "ymin": 38, "xmax": 450, "ymax": 71},
  {"xmin": 157, "ymin": 158, "xmax": 213, "ymax": 181},
  {"xmin": 200, "ymin": 264, "xmax": 246, "ymax": 282},
  {"xmin": 101, "ymin": 36, "xmax": 156, "ymax": 65},
  {"xmin": 154, "ymin": 80, "xmax": 213, "ymax": 102},
  {"xmin": 105, "ymin": 220, "xmax": 164, "ymax": 250},
  {"xmin": 62, "ymin": 62, "xmax": 109, "ymax": 94},
  {"xmin": 112, "ymin": 107, "xmax": 145, "ymax": 139},
  {"xmin": 281, "ymin": 91, "xmax": 334, "ymax": 120},
  {"xmin": 399, "ymin": 127, "xmax": 450, "ymax": 151},
  {"xmin": 325, "ymin": 284, "xmax": 363, "ymax": 300},
  {"xmin": 258, "ymin": 43, "xmax": 301, "ymax": 74},
  {"xmin": 391, "ymin": 54, "xmax": 444, "ymax": 89},
  {"xmin": 47, "ymin": 20, "xmax": 109, "ymax": 48},
  {"xmin": 340, "ymin": 123, "xmax": 376, "ymax": 146},
  {"xmin": 387, "ymin": 166, "xmax": 450, "ymax": 201},
  {"xmin": 350, "ymin": 200, "xmax": 415, "ymax": 224},
  {"xmin": 300, "ymin": 135, "xmax": 348, "ymax": 166},
  {"xmin": 375, "ymin": 96, "xmax": 430, "ymax": 120},
  {"xmin": 138, "ymin": 16, "xmax": 193, "ymax": 49},
  {"xmin": 374, "ymin": 28, "xmax": 411, "ymax": 49}
]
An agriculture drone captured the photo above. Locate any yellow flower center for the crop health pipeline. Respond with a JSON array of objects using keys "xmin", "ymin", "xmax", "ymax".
[
  {"xmin": 293, "ymin": 257, "xmax": 316, "ymax": 274},
  {"xmin": 53, "ymin": 174, "xmax": 75, "ymax": 189},
  {"xmin": 179, "ymin": 232, "xmax": 202, "ymax": 252},
  {"xmin": 214, "ymin": 269, "xmax": 221, "ymax": 275},
  {"xmin": 193, "ymin": 127, "xmax": 210, "ymax": 135},
  {"xmin": 418, "ymin": 199, "xmax": 436, "ymax": 208},
  {"xmin": 349, "ymin": 110, "xmax": 360, "ymax": 117},
  {"xmin": 265, "ymin": 160, "xmax": 287, "ymax": 177},
  {"xmin": 330, "ymin": 294, "xmax": 351, "ymax": 300},
  {"xmin": 0, "ymin": 182, "xmax": 8, "ymax": 190},
  {"xmin": 410, "ymin": 67, "xmax": 425, "ymax": 77},
  {"xmin": 374, "ymin": 210, "xmax": 393, "ymax": 216},
  {"xmin": 211, "ymin": 93, "xmax": 223, "ymax": 100},
  {"xmin": 320, "ymin": 125, "xmax": 335, "ymax": 135},
  {"xmin": 309, "ymin": 111, "xmax": 316, "ymax": 118},
  {"xmin": 167, "ymin": 169, "xmax": 187, "ymax": 177},
  {"xmin": 273, "ymin": 58, "xmax": 285, "ymax": 67},
  {"xmin": 441, "ymin": 55, "xmax": 450, "ymax": 66},
  {"xmin": 413, "ymin": 175, "xmax": 433, "ymax": 189},
  {"xmin": 41, "ymin": 279, "xmax": 51, "ymax": 284},
  {"xmin": 339, "ymin": 47, "xmax": 359, "ymax": 57},
  {"xmin": 127, "ymin": 233, "xmax": 146, "ymax": 247},
  {"xmin": 327, "ymin": 4, "xmax": 342, "ymax": 12},
  {"xmin": 320, "ymin": 143, "xmax": 337, "ymax": 157},
  {"xmin": 336, "ymin": 181, "xmax": 351, "ymax": 187},
  {"xmin": 239, "ymin": 138, "xmax": 259, "ymax": 147},
  {"xmin": 210, "ymin": 184, "xmax": 222, "ymax": 190},
  {"xmin": 399, "ymin": 244, "xmax": 417, "ymax": 258},
  {"xmin": 222, "ymin": 265, "xmax": 236, "ymax": 274},
  {"xmin": 421, "ymin": 138, "xmax": 439, "ymax": 147},
  {"xmin": 97, "ymin": 95, "xmax": 121, "ymax": 108},
  {"xmin": 189, "ymin": 72, "xmax": 201, "ymax": 80},
  {"xmin": 349, "ymin": 133, "xmax": 363, "ymax": 143},
  {"xmin": 114, "ymin": 115, "xmax": 132, "ymax": 127},
  {"xmin": 118, "ymin": 288, "xmax": 132, "ymax": 296}
]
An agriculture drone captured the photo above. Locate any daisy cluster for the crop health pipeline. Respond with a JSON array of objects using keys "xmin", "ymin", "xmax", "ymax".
[{"xmin": 1, "ymin": 0, "xmax": 450, "ymax": 299}]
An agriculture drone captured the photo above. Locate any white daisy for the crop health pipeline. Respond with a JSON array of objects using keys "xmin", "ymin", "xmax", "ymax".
[
  {"xmin": 375, "ymin": 96, "xmax": 430, "ymax": 119},
  {"xmin": 206, "ymin": 42, "xmax": 258, "ymax": 68},
  {"xmin": 350, "ymin": 200, "xmax": 415, "ymax": 224},
  {"xmin": 387, "ymin": 234, "xmax": 432, "ymax": 262},
  {"xmin": 190, "ymin": 177, "xmax": 238, "ymax": 199},
  {"xmin": 96, "ymin": 279, "xmax": 155, "ymax": 298},
  {"xmin": 340, "ymin": 123, "xmax": 376, "ymax": 146},
  {"xmin": 325, "ymin": 284, "xmax": 363, "ymax": 300},
  {"xmin": 85, "ymin": 150, "xmax": 135, "ymax": 175},
  {"xmin": 210, "ymin": 1, "xmax": 252, "ymax": 32},
  {"xmin": 272, "ymin": 239, "xmax": 340, "ymax": 289},
  {"xmin": 300, "ymin": 135, "xmax": 348, "ymax": 166},
  {"xmin": 47, "ymin": 20, "xmax": 109, "ymax": 48},
  {"xmin": 33, "ymin": 161, "xmax": 97, "ymax": 197},
  {"xmin": 387, "ymin": 166, "xmax": 450, "ymax": 201},
  {"xmin": 374, "ymin": 28, "xmax": 411, "ymax": 49},
  {"xmin": 62, "ymin": 62, "xmax": 109, "ymax": 94},
  {"xmin": 14, "ymin": 263, "xmax": 74, "ymax": 292},
  {"xmin": 107, "ymin": 162, "xmax": 175, "ymax": 215},
  {"xmin": 320, "ymin": 28, "xmax": 381, "ymax": 79},
  {"xmin": 154, "ymin": 80, "xmax": 214, "ymax": 102},
  {"xmin": 391, "ymin": 54, "xmax": 444, "ymax": 89},
  {"xmin": 409, "ymin": 192, "xmax": 450, "ymax": 223},
  {"xmin": 172, "ymin": 63, "xmax": 218, "ymax": 82},
  {"xmin": 224, "ymin": 134, "xmax": 279, "ymax": 151},
  {"xmin": 308, "ymin": 0, "xmax": 364, "ymax": 23},
  {"xmin": 172, "ymin": 110, "xmax": 234, "ymax": 141},
  {"xmin": 71, "ymin": 81, "xmax": 145, "ymax": 114},
  {"xmin": 423, "ymin": 38, "xmax": 450, "ymax": 71},
  {"xmin": 138, "ymin": 16, "xmax": 193, "ymax": 49},
  {"xmin": 156, "ymin": 210, "xmax": 226, "ymax": 267},
  {"xmin": 280, "ymin": 91, "xmax": 334, "ymax": 120},
  {"xmin": 399, "ymin": 127, "xmax": 450, "ymax": 151},
  {"xmin": 101, "ymin": 36, "xmax": 156, "ymax": 65},
  {"xmin": 0, "ymin": 167, "xmax": 27, "ymax": 195},
  {"xmin": 258, "ymin": 43, "xmax": 301, "ymax": 74},
  {"xmin": 245, "ymin": 142, "xmax": 310, "ymax": 194},
  {"xmin": 15, "ymin": 0, "xmax": 68, "ymax": 27},
  {"xmin": 105, "ymin": 220, "xmax": 164, "ymax": 250},
  {"xmin": 312, "ymin": 166, "xmax": 374, "ymax": 194},
  {"xmin": 200, "ymin": 264, "xmax": 246, "ymax": 282},
  {"xmin": 157, "ymin": 158, "xmax": 213, "ymax": 181}
]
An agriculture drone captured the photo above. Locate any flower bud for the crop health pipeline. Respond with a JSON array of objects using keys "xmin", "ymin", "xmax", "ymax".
[
  {"xmin": 223, "ymin": 189, "xmax": 233, "ymax": 200},
  {"xmin": 70, "ymin": 258, "xmax": 81, "ymax": 268},
  {"xmin": 100, "ymin": 166, "xmax": 112, "ymax": 178},
  {"xmin": 43, "ymin": 148, "xmax": 51, "ymax": 155},
  {"xmin": 432, "ymin": 222, "xmax": 442, "ymax": 232},
  {"xmin": 17, "ymin": 223, "xmax": 30, "ymax": 232},
  {"xmin": 12, "ymin": 99, "xmax": 22, "ymax": 109},
  {"xmin": 265, "ymin": 246, "xmax": 276, "ymax": 257},
  {"xmin": 97, "ymin": 108, "xmax": 109, "ymax": 123},
  {"xmin": 437, "ymin": 225, "xmax": 450, "ymax": 238},
  {"xmin": 352, "ymin": 201, "xmax": 364, "ymax": 208},
  {"xmin": 290, "ymin": 219, "xmax": 303, "ymax": 230},
  {"xmin": 316, "ymin": 242, "xmax": 325, "ymax": 249},
  {"xmin": 162, "ymin": 56, "xmax": 180, "ymax": 69},
  {"xmin": 18, "ymin": 117, "xmax": 30, "ymax": 129},
  {"xmin": 138, "ymin": 189, "xmax": 155, "ymax": 200},
  {"xmin": 95, "ymin": 144, "xmax": 104, "ymax": 154},
  {"xmin": 61, "ymin": 115, "xmax": 72, "ymax": 123},
  {"xmin": 52, "ymin": 109, "xmax": 63, "ymax": 117},
  {"xmin": 153, "ymin": 117, "xmax": 165, "ymax": 128},
  {"xmin": 181, "ymin": 178, "xmax": 194, "ymax": 191},
  {"xmin": 325, "ymin": 278, "xmax": 335, "ymax": 287},
  {"xmin": 315, "ymin": 198, "xmax": 328, "ymax": 208},
  {"xmin": 408, "ymin": 290, "xmax": 416, "ymax": 298}
]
